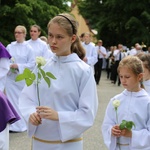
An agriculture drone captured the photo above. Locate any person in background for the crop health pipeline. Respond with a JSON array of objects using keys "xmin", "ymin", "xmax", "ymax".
[
  {"xmin": 102, "ymin": 55, "xmax": 150, "ymax": 150},
  {"xmin": 147, "ymin": 46, "xmax": 150, "ymax": 53},
  {"xmin": 0, "ymin": 42, "xmax": 11, "ymax": 93},
  {"xmin": 40, "ymin": 36, "xmax": 48, "ymax": 43},
  {"xmin": 113, "ymin": 44, "xmax": 126, "ymax": 86},
  {"xmin": 94, "ymin": 40, "xmax": 106, "ymax": 85},
  {"xmin": 5, "ymin": 25, "xmax": 35, "ymax": 132},
  {"xmin": 110, "ymin": 46, "xmax": 117, "ymax": 84},
  {"xmin": 106, "ymin": 46, "xmax": 115, "ymax": 80},
  {"xmin": 27, "ymin": 24, "xmax": 53, "ymax": 60},
  {"xmin": 40, "ymin": 35, "xmax": 52, "ymax": 52},
  {"xmin": 137, "ymin": 53, "xmax": 150, "ymax": 95},
  {"xmin": 79, "ymin": 33, "xmax": 85, "ymax": 44},
  {"xmin": 82, "ymin": 32, "xmax": 97, "ymax": 73},
  {"xmin": 19, "ymin": 13, "xmax": 98, "ymax": 150},
  {"xmin": 129, "ymin": 43, "xmax": 143, "ymax": 56},
  {"xmin": 0, "ymin": 91, "xmax": 20, "ymax": 150}
]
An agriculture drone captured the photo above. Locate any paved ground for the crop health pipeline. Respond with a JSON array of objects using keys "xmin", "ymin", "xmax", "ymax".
[{"xmin": 9, "ymin": 71, "xmax": 124, "ymax": 150}]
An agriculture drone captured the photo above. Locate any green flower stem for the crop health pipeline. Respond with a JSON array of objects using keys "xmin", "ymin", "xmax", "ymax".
[
  {"xmin": 115, "ymin": 108, "xmax": 121, "ymax": 150},
  {"xmin": 37, "ymin": 82, "xmax": 40, "ymax": 106},
  {"xmin": 37, "ymin": 69, "xmax": 40, "ymax": 106},
  {"xmin": 115, "ymin": 109, "xmax": 118, "ymax": 124}
]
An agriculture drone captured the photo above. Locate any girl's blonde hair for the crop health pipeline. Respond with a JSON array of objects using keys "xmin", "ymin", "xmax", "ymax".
[
  {"xmin": 137, "ymin": 53, "xmax": 150, "ymax": 72},
  {"xmin": 118, "ymin": 55, "xmax": 143, "ymax": 75},
  {"xmin": 47, "ymin": 13, "xmax": 85, "ymax": 60},
  {"xmin": 118, "ymin": 55, "xmax": 144, "ymax": 88},
  {"xmin": 15, "ymin": 25, "xmax": 27, "ymax": 35},
  {"xmin": 30, "ymin": 24, "xmax": 41, "ymax": 32}
]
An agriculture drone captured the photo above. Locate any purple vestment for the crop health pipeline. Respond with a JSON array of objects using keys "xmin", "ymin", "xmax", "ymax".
[
  {"xmin": 0, "ymin": 42, "xmax": 11, "ymax": 59},
  {"xmin": 0, "ymin": 91, "xmax": 20, "ymax": 132}
]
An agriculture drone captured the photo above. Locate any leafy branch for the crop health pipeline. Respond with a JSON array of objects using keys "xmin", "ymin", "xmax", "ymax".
[
  {"xmin": 15, "ymin": 57, "xmax": 56, "ymax": 105},
  {"xmin": 119, "ymin": 120, "xmax": 135, "ymax": 130}
]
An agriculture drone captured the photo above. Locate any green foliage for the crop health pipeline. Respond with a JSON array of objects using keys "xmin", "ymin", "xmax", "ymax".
[
  {"xmin": 78, "ymin": 0, "xmax": 150, "ymax": 47},
  {"xmin": 0, "ymin": 0, "xmax": 72, "ymax": 46},
  {"xmin": 15, "ymin": 63, "xmax": 56, "ymax": 106},
  {"xmin": 119, "ymin": 120, "xmax": 135, "ymax": 130},
  {"xmin": 15, "ymin": 68, "xmax": 36, "ymax": 86},
  {"xmin": 15, "ymin": 67, "xmax": 56, "ymax": 87}
]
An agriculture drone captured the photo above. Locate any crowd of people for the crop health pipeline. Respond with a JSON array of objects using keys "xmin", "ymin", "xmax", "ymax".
[{"xmin": 0, "ymin": 12, "xmax": 150, "ymax": 150}]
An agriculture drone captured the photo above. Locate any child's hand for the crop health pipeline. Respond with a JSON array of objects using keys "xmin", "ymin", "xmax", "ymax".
[
  {"xmin": 36, "ymin": 106, "xmax": 58, "ymax": 121},
  {"xmin": 29, "ymin": 112, "xmax": 42, "ymax": 126},
  {"xmin": 111, "ymin": 125, "xmax": 121, "ymax": 137},
  {"xmin": 120, "ymin": 128, "xmax": 132, "ymax": 137}
]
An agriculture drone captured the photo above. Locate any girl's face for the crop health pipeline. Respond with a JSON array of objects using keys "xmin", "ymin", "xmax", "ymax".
[
  {"xmin": 14, "ymin": 27, "xmax": 25, "ymax": 43},
  {"xmin": 48, "ymin": 23, "xmax": 76, "ymax": 56},
  {"xmin": 142, "ymin": 63, "xmax": 150, "ymax": 81},
  {"xmin": 119, "ymin": 66, "xmax": 143, "ymax": 92},
  {"xmin": 30, "ymin": 27, "xmax": 41, "ymax": 40}
]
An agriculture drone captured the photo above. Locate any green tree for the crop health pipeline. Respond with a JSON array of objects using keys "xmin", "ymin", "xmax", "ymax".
[
  {"xmin": 78, "ymin": 0, "xmax": 150, "ymax": 48},
  {"xmin": 0, "ymin": 0, "xmax": 71, "ymax": 46}
]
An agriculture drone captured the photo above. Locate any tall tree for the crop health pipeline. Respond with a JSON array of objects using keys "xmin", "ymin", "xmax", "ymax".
[
  {"xmin": 78, "ymin": 0, "xmax": 150, "ymax": 48},
  {"xmin": 0, "ymin": 0, "xmax": 71, "ymax": 45}
]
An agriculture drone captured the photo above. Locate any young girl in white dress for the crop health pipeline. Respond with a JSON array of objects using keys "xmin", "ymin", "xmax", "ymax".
[
  {"xmin": 5, "ymin": 25, "xmax": 35, "ymax": 132},
  {"xmin": 19, "ymin": 13, "xmax": 98, "ymax": 150},
  {"xmin": 102, "ymin": 55, "xmax": 150, "ymax": 150}
]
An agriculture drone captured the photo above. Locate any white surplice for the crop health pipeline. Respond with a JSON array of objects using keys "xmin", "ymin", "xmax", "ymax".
[
  {"xmin": 5, "ymin": 41, "xmax": 35, "ymax": 132},
  {"xmin": 143, "ymin": 80, "xmax": 150, "ymax": 96},
  {"xmin": 0, "ymin": 58, "xmax": 10, "ymax": 92},
  {"xmin": 102, "ymin": 89, "xmax": 150, "ymax": 150},
  {"xmin": 82, "ymin": 42, "xmax": 98, "ymax": 66},
  {"xmin": 27, "ymin": 38, "xmax": 53, "ymax": 60},
  {"xmin": 0, "ymin": 124, "xmax": 9, "ymax": 150},
  {"xmin": 19, "ymin": 53, "xmax": 98, "ymax": 150}
]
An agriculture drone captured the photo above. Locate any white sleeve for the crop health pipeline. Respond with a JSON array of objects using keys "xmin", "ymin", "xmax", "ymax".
[{"xmin": 58, "ymin": 68, "xmax": 98, "ymax": 141}]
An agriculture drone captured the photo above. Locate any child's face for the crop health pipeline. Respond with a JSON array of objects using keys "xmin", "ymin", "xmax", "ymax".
[
  {"xmin": 119, "ymin": 67, "xmax": 143, "ymax": 92},
  {"xmin": 48, "ymin": 23, "xmax": 76, "ymax": 56},
  {"xmin": 14, "ymin": 27, "xmax": 25, "ymax": 42},
  {"xmin": 30, "ymin": 27, "xmax": 40, "ymax": 40}
]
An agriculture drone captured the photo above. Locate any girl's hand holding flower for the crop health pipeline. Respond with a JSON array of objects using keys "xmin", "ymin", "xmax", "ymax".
[
  {"xmin": 120, "ymin": 128, "xmax": 132, "ymax": 137},
  {"xmin": 112, "ymin": 99, "xmax": 135, "ymax": 138},
  {"xmin": 111, "ymin": 125, "xmax": 121, "ymax": 137},
  {"xmin": 10, "ymin": 63, "xmax": 18, "ymax": 69},
  {"xmin": 36, "ymin": 106, "xmax": 59, "ymax": 121},
  {"xmin": 29, "ymin": 112, "xmax": 42, "ymax": 126}
]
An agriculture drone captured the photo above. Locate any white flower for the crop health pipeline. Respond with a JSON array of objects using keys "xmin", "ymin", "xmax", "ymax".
[
  {"xmin": 36, "ymin": 56, "xmax": 46, "ymax": 66},
  {"xmin": 113, "ymin": 99, "xmax": 120, "ymax": 124},
  {"xmin": 11, "ymin": 57, "xmax": 15, "ymax": 63},
  {"xmin": 112, "ymin": 99, "xmax": 120, "ymax": 108}
]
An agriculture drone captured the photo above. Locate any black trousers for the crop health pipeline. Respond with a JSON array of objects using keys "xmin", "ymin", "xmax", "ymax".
[
  {"xmin": 94, "ymin": 58, "xmax": 103, "ymax": 84},
  {"xmin": 113, "ymin": 60, "xmax": 121, "ymax": 85}
]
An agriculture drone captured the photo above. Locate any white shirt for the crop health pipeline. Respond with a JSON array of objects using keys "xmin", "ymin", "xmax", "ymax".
[
  {"xmin": 129, "ymin": 48, "xmax": 137, "ymax": 56},
  {"xmin": 82, "ymin": 42, "xmax": 97, "ymax": 66},
  {"xmin": 27, "ymin": 38, "xmax": 53, "ymax": 60},
  {"xmin": 6, "ymin": 41, "xmax": 35, "ymax": 73},
  {"xmin": 95, "ymin": 45, "xmax": 107, "ymax": 59},
  {"xmin": 113, "ymin": 49, "xmax": 126, "ymax": 61}
]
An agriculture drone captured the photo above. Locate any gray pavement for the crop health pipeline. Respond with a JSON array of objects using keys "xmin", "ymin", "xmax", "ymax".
[{"xmin": 9, "ymin": 70, "xmax": 124, "ymax": 150}]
